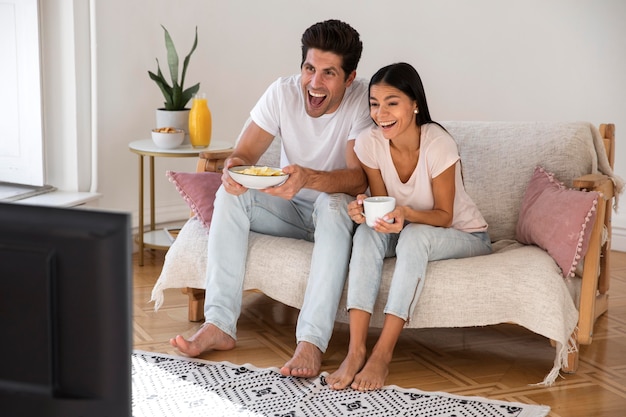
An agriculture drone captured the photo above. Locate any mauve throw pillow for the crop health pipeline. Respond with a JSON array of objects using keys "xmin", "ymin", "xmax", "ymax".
[
  {"xmin": 166, "ymin": 171, "xmax": 222, "ymax": 229},
  {"xmin": 515, "ymin": 166, "xmax": 600, "ymax": 278}
]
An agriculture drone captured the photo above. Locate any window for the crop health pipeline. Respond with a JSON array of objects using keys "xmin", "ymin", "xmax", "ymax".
[
  {"xmin": 1, "ymin": 0, "xmax": 98, "ymax": 205},
  {"xmin": 0, "ymin": 0, "xmax": 44, "ymax": 186}
]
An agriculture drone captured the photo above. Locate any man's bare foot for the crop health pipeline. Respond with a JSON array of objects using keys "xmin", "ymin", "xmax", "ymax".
[
  {"xmin": 326, "ymin": 348, "xmax": 366, "ymax": 390},
  {"xmin": 169, "ymin": 323, "xmax": 236, "ymax": 357},
  {"xmin": 279, "ymin": 341, "xmax": 322, "ymax": 378},
  {"xmin": 351, "ymin": 353, "xmax": 390, "ymax": 391}
]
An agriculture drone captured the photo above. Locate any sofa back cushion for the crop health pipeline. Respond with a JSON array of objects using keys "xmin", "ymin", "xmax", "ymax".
[
  {"xmin": 261, "ymin": 122, "xmax": 599, "ymax": 242},
  {"xmin": 257, "ymin": 137, "xmax": 282, "ymax": 167},
  {"xmin": 442, "ymin": 121, "xmax": 598, "ymax": 242}
]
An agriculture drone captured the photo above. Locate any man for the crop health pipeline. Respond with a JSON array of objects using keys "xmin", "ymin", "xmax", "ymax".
[{"xmin": 170, "ymin": 19, "xmax": 371, "ymax": 378}]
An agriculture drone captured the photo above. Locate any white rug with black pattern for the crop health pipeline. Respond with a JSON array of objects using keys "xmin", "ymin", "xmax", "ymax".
[{"xmin": 132, "ymin": 351, "xmax": 549, "ymax": 417}]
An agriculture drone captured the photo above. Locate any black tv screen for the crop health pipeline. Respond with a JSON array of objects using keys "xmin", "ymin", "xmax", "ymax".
[{"xmin": 0, "ymin": 202, "xmax": 132, "ymax": 417}]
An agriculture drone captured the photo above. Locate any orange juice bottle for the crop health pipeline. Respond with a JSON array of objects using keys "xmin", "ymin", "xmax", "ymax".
[{"xmin": 188, "ymin": 93, "xmax": 212, "ymax": 148}]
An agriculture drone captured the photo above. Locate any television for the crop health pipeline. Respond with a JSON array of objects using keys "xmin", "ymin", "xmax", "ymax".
[{"xmin": 0, "ymin": 202, "xmax": 132, "ymax": 417}]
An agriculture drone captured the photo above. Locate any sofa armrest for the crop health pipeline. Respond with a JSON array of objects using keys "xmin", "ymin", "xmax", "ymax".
[
  {"xmin": 573, "ymin": 184, "xmax": 611, "ymax": 345},
  {"xmin": 197, "ymin": 149, "xmax": 234, "ymax": 173},
  {"xmin": 571, "ymin": 149, "xmax": 616, "ymax": 345},
  {"xmin": 573, "ymin": 173, "xmax": 613, "ymax": 193}
]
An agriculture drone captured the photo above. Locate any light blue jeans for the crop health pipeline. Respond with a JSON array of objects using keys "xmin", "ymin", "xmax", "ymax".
[
  {"xmin": 347, "ymin": 223, "xmax": 492, "ymax": 321},
  {"xmin": 203, "ymin": 186, "xmax": 354, "ymax": 352}
]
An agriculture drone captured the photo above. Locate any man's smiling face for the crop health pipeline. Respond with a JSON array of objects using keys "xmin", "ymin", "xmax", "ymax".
[{"xmin": 300, "ymin": 48, "xmax": 355, "ymax": 118}]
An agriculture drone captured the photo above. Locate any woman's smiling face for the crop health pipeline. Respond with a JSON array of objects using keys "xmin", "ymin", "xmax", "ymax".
[
  {"xmin": 369, "ymin": 83, "xmax": 418, "ymax": 141},
  {"xmin": 300, "ymin": 48, "xmax": 355, "ymax": 118}
]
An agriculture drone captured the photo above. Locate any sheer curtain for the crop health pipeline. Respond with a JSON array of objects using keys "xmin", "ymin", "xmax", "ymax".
[{"xmin": 40, "ymin": 0, "xmax": 97, "ymax": 194}]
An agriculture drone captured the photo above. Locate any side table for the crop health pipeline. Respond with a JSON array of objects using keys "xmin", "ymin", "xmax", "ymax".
[{"xmin": 129, "ymin": 139, "xmax": 232, "ymax": 266}]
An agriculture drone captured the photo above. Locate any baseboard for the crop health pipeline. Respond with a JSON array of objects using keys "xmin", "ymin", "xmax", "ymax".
[
  {"xmin": 131, "ymin": 202, "xmax": 190, "ymax": 253},
  {"xmin": 132, "ymin": 203, "xmax": 189, "ymax": 230}
]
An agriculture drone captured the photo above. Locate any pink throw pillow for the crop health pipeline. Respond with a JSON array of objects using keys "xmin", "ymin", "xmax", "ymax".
[
  {"xmin": 515, "ymin": 166, "xmax": 600, "ymax": 278},
  {"xmin": 166, "ymin": 171, "xmax": 222, "ymax": 229}
]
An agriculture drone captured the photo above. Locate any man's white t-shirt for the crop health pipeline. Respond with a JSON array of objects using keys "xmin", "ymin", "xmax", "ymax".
[
  {"xmin": 250, "ymin": 74, "xmax": 372, "ymax": 201},
  {"xmin": 355, "ymin": 123, "xmax": 488, "ymax": 233}
]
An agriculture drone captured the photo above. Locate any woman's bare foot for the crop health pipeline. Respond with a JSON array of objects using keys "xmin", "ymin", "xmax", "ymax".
[
  {"xmin": 326, "ymin": 348, "xmax": 367, "ymax": 390},
  {"xmin": 169, "ymin": 323, "xmax": 236, "ymax": 357},
  {"xmin": 351, "ymin": 352, "xmax": 390, "ymax": 391},
  {"xmin": 279, "ymin": 341, "xmax": 322, "ymax": 378}
]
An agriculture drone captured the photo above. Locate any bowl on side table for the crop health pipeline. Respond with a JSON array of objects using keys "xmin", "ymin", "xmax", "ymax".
[{"xmin": 151, "ymin": 127, "xmax": 184, "ymax": 149}]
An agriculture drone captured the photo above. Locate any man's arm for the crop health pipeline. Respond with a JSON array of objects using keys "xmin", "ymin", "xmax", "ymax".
[
  {"xmin": 302, "ymin": 139, "xmax": 367, "ymax": 196},
  {"xmin": 265, "ymin": 139, "xmax": 368, "ymax": 199},
  {"xmin": 226, "ymin": 121, "xmax": 275, "ymax": 168},
  {"xmin": 222, "ymin": 120, "xmax": 275, "ymax": 195}
]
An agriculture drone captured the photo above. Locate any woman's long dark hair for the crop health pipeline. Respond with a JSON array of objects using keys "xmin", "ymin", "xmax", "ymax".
[{"xmin": 369, "ymin": 63, "xmax": 440, "ymax": 128}]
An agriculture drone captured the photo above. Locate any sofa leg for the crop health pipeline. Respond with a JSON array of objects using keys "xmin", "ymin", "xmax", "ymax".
[{"xmin": 182, "ymin": 287, "xmax": 206, "ymax": 322}]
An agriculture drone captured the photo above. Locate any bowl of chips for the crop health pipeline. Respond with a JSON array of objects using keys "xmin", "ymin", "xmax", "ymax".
[
  {"xmin": 229, "ymin": 165, "xmax": 289, "ymax": 189},
  {"xmin": 151, "ymin": 127, "xmax": 184, "ymax": 149}
]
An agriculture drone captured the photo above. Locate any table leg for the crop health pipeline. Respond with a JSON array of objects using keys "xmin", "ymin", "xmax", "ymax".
[
  {"xmin": 138, "ymin": 154, "xmax": 144, "ymax": 266},
  {"xmin": 149, "ymin": 156, "xmax": 156, "ymax": 231}
]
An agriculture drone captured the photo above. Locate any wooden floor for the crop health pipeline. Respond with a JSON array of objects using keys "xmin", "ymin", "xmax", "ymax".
[{"xmin": 133, "ymin": 249, "xmax": 626, "ymax": 417}]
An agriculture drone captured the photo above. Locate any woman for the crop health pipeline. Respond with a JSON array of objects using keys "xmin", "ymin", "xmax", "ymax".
[{"xmin": 326, "ymin": 63, "xmax": 492, "ymax": 391}]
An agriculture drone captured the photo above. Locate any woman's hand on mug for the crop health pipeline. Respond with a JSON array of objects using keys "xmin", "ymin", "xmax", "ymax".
[
  {"xmin": 348, "ymin": 194, "xmax": 367, "ymax": 224},
  {"xmin": 372, "ymin": 206, "xmax": 404, "ymax": 233}
]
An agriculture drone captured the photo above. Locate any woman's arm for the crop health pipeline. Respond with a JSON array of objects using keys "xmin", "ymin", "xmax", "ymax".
[
  {"xmin": 372, "ymin": 163, "xmax": 456, "ymax": 233},
  {"xmin": 403, "ymin": 164, "xmax": 456, "ymax": 227},
  {"xmin": 363, "ymin": 163, "xmax": 388, "ymax": 197}
]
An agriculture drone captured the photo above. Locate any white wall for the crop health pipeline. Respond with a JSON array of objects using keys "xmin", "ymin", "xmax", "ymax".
[{"xmin": 89, "ymin": 0, "xmax": 626, "ymax": 249}]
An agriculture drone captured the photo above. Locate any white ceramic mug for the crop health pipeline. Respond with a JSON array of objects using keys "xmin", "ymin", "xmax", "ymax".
[{"xmin": 362, "ymin": 196, "xmax": 396, "ymax": 228}]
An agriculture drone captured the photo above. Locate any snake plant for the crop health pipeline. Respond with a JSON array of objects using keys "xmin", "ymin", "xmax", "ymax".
[{"xmin": 148, "ymin": 25, "xmax": 200, "ymax": 110}]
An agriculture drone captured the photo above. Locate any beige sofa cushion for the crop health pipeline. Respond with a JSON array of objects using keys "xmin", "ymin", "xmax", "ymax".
[
  {"xmin": 154, "ymin": 216, "xmax": 578, "ymax": 331},
  {"xmin": 443, "ymin": 121, "xmax": 598, "ymax": 242}
]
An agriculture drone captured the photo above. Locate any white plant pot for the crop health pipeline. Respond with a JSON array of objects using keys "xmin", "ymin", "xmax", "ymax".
[{"xmin": 155, "ymin": 108, "xmax": 190, "ymax": 145}]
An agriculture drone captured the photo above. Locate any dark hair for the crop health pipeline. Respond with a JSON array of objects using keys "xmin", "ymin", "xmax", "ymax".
[
  {"xmin": 301, "ymin": 19, "xmax": 363, "ymax": 80},
  {"xmin": 369, "ymin": 62, "xmax": 436, "ymax": 127}
]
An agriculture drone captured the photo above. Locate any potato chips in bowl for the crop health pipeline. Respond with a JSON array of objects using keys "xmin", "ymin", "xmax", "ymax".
[{"xmin": 229, "ymin": 165, "xmax": 288, "ymax": 189}]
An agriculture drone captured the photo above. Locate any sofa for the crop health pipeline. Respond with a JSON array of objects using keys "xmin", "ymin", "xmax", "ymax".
[{"xmin": 151, "ymin": 121, "xmax": 623, "ymax": 385}]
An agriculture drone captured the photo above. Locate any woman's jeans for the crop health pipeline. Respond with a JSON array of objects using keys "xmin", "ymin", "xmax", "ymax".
[
  {"xmin": 203, "ymin": 186, "xmax": 354, "ymax": 352},
  {"xmin": 347, "ymin": 223, "xmax": 492, "ymax": 321}
]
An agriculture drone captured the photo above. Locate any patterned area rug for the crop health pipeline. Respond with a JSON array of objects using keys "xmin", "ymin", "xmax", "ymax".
[{"xmin": 132, "ymin": 351, "xmax": 550, "ymax": 417}]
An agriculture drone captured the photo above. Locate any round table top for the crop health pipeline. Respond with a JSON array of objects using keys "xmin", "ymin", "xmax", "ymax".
[{"xmin": 129, "ymin": 139, "xmax": 233, "ymax": 157}]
